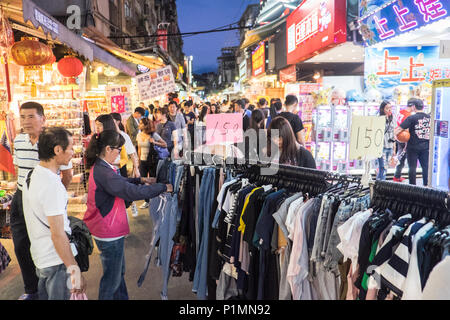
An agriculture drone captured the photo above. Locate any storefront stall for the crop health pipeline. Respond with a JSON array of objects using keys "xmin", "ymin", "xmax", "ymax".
[{"xmin": 358, "ymin": 0, "xmax": 450, "ymax": 182}]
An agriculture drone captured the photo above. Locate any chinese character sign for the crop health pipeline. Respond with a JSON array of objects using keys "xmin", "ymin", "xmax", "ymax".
[
  {"xmin": 287, "ymin": 0, "xmax": 346, "ymax": 65},
  {"xmin": 359, "ymin": 0, "xmax": 449, "ymax": 46},
  {"xmin": 359, "ymin": 0, "xmax": 398, "ymax": 19},
  {"xmin": 252, "ymin": 42, "xmax": 266, "ymax": 77},
  {"xmin": 111, "ymin": 95, "xmax": 125, "ymax": 113},
  {"xmin": 135, "ymin": 65, "xmax": 176, "ymax": 101},
  {"xmin": 364, "ymin": 45, "xmax": 450, "ymax": 97}
]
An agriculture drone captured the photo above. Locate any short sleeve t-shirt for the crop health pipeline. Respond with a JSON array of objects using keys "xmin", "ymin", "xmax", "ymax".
[
  {"xmin": 400, "ymin": 112, "xmax": 431, "ymax": 150},
  {"xmin": 279, "ymin": 112, "xmax": 304, "ymax": 134},
  {"xmin": 22, "ymin": 165, "xmax": 77, "ymax": 269},
  {"xmin": 396, "ymin": 109, "xmax": 412, "ymax": 127},
  {"xmin": 157, "ymin": 121, "xmax": 176, "ymax": 150}
]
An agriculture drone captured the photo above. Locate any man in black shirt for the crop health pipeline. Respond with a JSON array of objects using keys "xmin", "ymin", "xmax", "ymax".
[
  {"xmin": 236, "ymin": 99, "xmax": 250, "ymax": 131},
  {"xmin": 394, "ymin": 98, "xmax": 430, "ymax": 185},
  {"xmin": 279, "ymin": 95, "xmax": 305, "ymax": 146}
]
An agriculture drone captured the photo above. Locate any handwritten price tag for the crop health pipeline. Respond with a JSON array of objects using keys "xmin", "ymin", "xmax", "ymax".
[
  {"xmin": 349, "ymin": 115, "xmax": 385, "ymax": 160},
  {"xmin": 205, "ymin": 113, "xmax": 243, "ymax": 145}
]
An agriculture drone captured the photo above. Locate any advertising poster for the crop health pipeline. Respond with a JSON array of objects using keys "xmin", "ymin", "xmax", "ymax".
[
  {"xmin": 135, "ymin": 65, "xmax": 176, "ymax": 101},
  {"xmin": 365, "ymin": 45, "xmax": 450, "ymax": 98}
]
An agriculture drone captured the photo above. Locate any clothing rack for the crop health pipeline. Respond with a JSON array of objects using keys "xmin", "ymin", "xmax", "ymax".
[{"xmin": 371, "ymin": 180, "xmax": 450, "ymax": 225}]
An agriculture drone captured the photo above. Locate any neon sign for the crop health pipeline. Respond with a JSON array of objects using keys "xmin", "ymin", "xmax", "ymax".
[{"xmin": 358, "ymin": 0, "xmax": 449, "ymax": 46}]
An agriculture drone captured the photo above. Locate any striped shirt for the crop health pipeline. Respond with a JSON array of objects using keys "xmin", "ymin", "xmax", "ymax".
[{"xmin": 13, "ymin": 133, "xmax": 72, "ymax": 191}]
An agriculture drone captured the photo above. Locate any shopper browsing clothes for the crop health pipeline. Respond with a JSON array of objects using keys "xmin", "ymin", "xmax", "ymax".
[
  {"xmin": 83, "ymin": 130, "xmax": 172, "ymax": 300},
  {"xmin": 376, "ymin": 101, "xmax": 395, "ymax": 181},
  {"xmin": 22, "ymin": 127, "xmax": 86, "ymax": 300},
  {"xmin": 136, "ymin": 117, "xmax": 168, "ymax": 209},
  {"xmin": 393, "ymin": 100, "xmax": 414, "ymax": 182},
  {"xmin": 267, "ymin": 116, "xmax": 316, "ymax": 168},
  {"xmin": 156, "ymin": 107, "xmax": 178, "ymax": 158},
  {"xmin": 394, "ymin": 98, "xmax": 431, "ymax": 186},
  {"xmin": 11, "ymin": 102, "xmax": 73, "ymax": 300}
]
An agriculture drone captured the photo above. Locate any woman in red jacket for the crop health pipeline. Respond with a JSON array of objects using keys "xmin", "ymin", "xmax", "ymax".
[{"xmin": 83, "ymin": 130, "xmax": 172, "ymax": 300}]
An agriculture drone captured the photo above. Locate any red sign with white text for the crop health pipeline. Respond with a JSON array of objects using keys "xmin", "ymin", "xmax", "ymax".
[{"xmin": 287, "ymin": 0, "xmax": 347, "ymax": 65}]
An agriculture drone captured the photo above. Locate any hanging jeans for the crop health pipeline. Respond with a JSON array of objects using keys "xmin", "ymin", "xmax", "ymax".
[
  {"xmin": 137, "ymin": 162, "xmax": 184, "ymax": 300},
  {"xmin": 192, "ymin": 167, "xmax": 216, "ymax": 300}
]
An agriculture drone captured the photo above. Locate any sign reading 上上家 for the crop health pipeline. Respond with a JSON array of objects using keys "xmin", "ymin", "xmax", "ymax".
[
  {"xmin": 349, "ymin": 115, "xmax": 386, "ymax": 160},
  {"xmin": 359, "ymin": 0, "xmax": 450, "ymax": 46},
  {"xmin": 135, "ymin": 65, "xmax": 176, "ymax": 101},
  {"xmin": 205, "ymin": 113, "xmax": 243, "ymax": 146}
]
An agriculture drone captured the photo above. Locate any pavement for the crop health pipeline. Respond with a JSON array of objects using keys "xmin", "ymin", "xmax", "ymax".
[{"xmin": 0, "ymin": 200, "xmax": 197, "ymax": 300}]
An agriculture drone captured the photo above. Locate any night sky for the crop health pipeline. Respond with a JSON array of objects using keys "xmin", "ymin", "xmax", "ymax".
[{"xmin": 176, "ymin": 0, "xmax": 259, "ymax": 74}]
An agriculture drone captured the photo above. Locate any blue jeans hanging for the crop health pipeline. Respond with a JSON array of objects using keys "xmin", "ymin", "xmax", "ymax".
[{"xmin": 192, "ymin": 167, "xmax": 216, "ymax": 300}]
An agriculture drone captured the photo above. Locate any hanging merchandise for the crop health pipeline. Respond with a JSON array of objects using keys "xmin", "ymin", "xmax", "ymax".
[
  {"xmin": 154, "ymin": 154, "xmax": 450, "ymax": 301},
  {"xmin": 0, "ymin": 240, "xmax": 11, "ymax": 274}
]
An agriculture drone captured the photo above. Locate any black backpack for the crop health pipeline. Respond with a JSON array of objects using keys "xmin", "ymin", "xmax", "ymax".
[{"xmin": 26, "ymin": 170, "xmax": 93, "ymax": 272}]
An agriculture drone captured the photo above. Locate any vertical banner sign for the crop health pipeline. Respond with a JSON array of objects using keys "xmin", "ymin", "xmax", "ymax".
[
  {"xmin": 205, "ymin": 113, "xmax": 243, "ymax": 145},
  {"xmin": 252, "ymin": 42, "xmax": 266, "ymax": 77},
  {"xmin": 135, "ymin": 65, "xmax": 176, "ymax": 101},
  {"xmin": 287, "ymin": 0, "xmax": 347, "ymax": 64},
  {"xmin": 157, "ymin": 29, "xmax": 168, "ymax": 51},
  {"xmin": 106, "ymin": 85, "xmax": 131, "ymax": 113},
  {"xmin": 349, "ymin": 115, "xmax": 386, "ymax": 160},
  {"xmin": 111, "ymin": 95, "xmax": 125, "ymax": 113}
]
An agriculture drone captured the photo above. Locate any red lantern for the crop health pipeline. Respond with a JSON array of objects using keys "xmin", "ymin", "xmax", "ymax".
[
  {"xmin": 57, "ymin": 56, "xmax": 83, "ymax": 78},
  {"xmin": 10, "ymin": 37, "xmax": 53, "ymax": 66}
]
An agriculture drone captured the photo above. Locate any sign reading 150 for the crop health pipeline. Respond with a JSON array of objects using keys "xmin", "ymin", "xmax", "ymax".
[{"xmin": 349, "ymin": 116, "xmax": 386, "ymax": 160}]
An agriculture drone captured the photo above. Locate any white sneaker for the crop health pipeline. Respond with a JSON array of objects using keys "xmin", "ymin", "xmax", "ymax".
[{"xmin": 139, "ymin": 202, "xmax": 149, "ymax": 209}]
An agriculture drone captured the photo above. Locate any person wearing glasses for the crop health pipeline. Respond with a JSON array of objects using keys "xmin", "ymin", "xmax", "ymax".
[{"xmin": 83, "ymin": 130, "xmax": 172, "ymax": 300}]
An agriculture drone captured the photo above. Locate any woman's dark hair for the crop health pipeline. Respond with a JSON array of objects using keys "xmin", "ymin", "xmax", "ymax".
[
  {"xmin": 140, "ymin": 117, "xmax": 156, "ymax": 135},
  {"xmin": 38, "ymin": 127, "xmax": 73, "ymax": 161},
  {"xmin": 249, "ymin": 109, "xmax": 265, "ymax": 131},
  {"xmin": 248, "ymin": 104, "xmax": 256, "ymax": 111},
  {"xmin": 199, "ymin": 106, "xmax": 209, "ymax": 122},
  {"xmin": 379, "ymin": 100, "xmax": 393, "ymax": 122},
  {"xmin": 149, "ymin": 104, "xmax": 155, "ymax": 113},
  {"xmin": 95, "ymin": 114, "xmax": 116, "ymax": 131},
  {"xmin": 83, "ymin": 112, "xmax": 92, "ymax": 136},
  {"xmin": 267, "ymin": 116, "xmax": 298, "ymax": 165},
  {"xmin": 110, "ymin": 113, "xmax": 125, "ymax": 131},
  {"xmin": 85, "ymin": 130, "xmax": 125, "ymax": 169}
]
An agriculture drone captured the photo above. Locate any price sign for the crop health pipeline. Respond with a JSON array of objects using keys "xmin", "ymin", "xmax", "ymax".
[
  {"xmin": 349, "ymin": 115, "xmax": 385, "ymax": 160},
  {"xmin": 205, "ymin": 113, "xmax": 243, "ymax": 145}
]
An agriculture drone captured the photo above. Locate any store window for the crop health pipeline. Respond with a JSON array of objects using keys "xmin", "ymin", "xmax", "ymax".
[{"xmin": 124, "ymin": 1, "xmax": 131, "ymax": 18}]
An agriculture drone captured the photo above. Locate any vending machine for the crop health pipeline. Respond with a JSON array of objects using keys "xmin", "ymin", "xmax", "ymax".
[
  {"xmin": 348, "ymin": 102, "xmax": 365, "ymax": 171},
  {"xmin": 332, "ymin": 105, "xmax": 350, "ymax": 172},
  {"xmin": 365, "ymin": 102, "xmax": 380, "ymax": 116},
  {"xmin": 313, "ymin": 105, "xmax": 333, "ymax": 171},
  {"xmin": 429, "ymin": 80, "xmax": 450, "ymax": 191}
]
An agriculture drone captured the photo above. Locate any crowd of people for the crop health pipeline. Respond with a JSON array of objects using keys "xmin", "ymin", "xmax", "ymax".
[{"xmin": 8, "ymin": 92, "xmax": 431, "ymax": 300}]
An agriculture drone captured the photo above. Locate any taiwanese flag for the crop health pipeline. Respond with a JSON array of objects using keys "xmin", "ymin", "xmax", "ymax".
[{"xmin": 0, "ymin": 121, "xmax": 15, "ymax": 175}]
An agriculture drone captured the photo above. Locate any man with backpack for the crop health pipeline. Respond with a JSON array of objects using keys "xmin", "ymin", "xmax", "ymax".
[{"xmin": 22, "ymin": 127, "xmax": 87, "ymax": 300}]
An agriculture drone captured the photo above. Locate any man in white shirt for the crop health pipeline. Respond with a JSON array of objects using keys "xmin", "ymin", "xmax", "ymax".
[
  {"xmin": 22, "ymin": 127, "xmax": 86, "ymax": 300},
  {"xmin": 11, "ymin": 102, "xmax": 73, "ymax": 300}
]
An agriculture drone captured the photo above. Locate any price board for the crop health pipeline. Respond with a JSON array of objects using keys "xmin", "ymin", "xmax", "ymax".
[
  {"xmin": 349, "ymin": 115, "xmax": 385, "ymax": 160},
  {"xmin": 205, "ymin": 113, "xmax": 243, "ymax": 145}
]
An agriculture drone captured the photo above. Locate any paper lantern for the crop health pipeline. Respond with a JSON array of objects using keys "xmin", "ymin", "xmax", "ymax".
[
  {"xmin": 11, "ymin": 37, "xmax": 53, "ymax": 66},
  {"xmin": 57, "ymin": 56, "xmax": 83, "ymax": 78}
]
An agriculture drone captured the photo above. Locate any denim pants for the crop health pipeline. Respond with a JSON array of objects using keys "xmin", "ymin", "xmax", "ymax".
[
  {"xmin": 36, "ymin": 263, "xmax": 70, "ymax": 300},
  {"xmin": 407, "ymin": 147, "xmax": 429, "ymax": 185},
  {"xmin": 192, "ymin": 167, "xmax": 216, "ymax": 300},
  {"xmin": 95, "ymin": 237, "xmax": 129, "ymax": 300},
  {"xmin": 376, "ymin": 148, "xmax": 393, "ymax": 180}
]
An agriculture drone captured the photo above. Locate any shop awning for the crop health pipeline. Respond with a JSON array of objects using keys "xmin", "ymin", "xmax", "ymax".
[
  {"xmin": 240, "ymin": 15, "xmax": 286, "ymax": 49},
  {"xmin": 93, "ymin": 41, "xmax": 166, "ymax": 71},
  {"xmin": 21, "ymin": 0, "xmax": 93, "ymax": 60}
]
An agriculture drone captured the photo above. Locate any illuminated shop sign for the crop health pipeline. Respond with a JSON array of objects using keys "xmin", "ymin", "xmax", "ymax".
[
  {"xmin": 252, "ymin": 42, "xmax": 266, "ymax": 77},
  {"xmin": 359, "ymin": 0, "xmax": 450, "ymax": 46}
]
